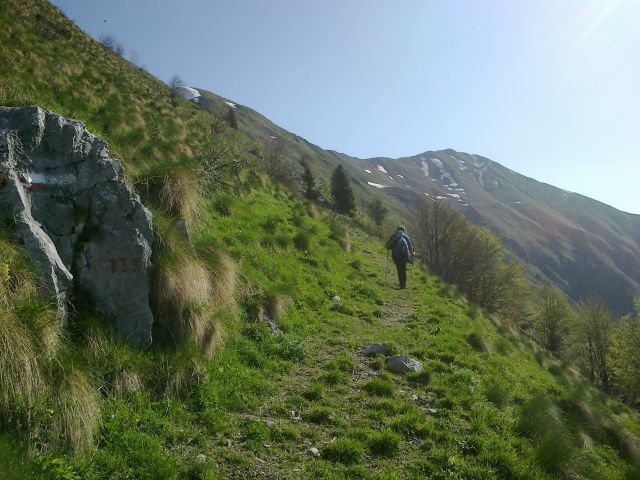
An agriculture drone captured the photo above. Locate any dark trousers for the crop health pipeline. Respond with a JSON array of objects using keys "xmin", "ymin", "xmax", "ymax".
[{"xmin": 393, "ymin": 256, "xmax": 407, "ymax": 288}]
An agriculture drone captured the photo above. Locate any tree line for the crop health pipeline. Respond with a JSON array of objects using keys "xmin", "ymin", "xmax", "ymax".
[
  {"xmin": 414, "ymin": 199, "xmax": 527, "ymax": 317},
  {"xmin": 413, "ymin": 198, "xmax": 640, "ymax": 407},
  {"xmin": 533, "ymin": 287, "xmax": 640, "ymax": 405}
]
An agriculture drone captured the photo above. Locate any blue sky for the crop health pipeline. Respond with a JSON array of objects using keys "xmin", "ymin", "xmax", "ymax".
[{"xmin": 53, "ymin": 0, "xmax": 640, "ymax": 214}]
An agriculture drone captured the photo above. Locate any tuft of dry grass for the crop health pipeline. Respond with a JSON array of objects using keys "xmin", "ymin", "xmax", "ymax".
[
  {"xmin": 161, "ymin": 353, "xmax": 207, "ymax": 400},
  {"xmin": 137, "ymin": 165, "xmax": 202, "ymax": 221},
  {"xmin": 265, "ymin": 293, "xmax": 291, "ymax": 327},
  {"xmin": 202, "ymin": 320, "xmax": 224, "ymax": 360},
  {"xmin": 0, "ymin": 308, "xmax": 43, "ymax": 415},
  {"xmin": 112, "ymin": 370, "xmax": 144, "ymax": 399},
  {"xmin": 0, "ymin": 240, "xmax": 38, "ymax": 308},
  {"xmin": 153, "ymin": 254, "xmax": 213, "ymax": 344},
  {"xmin": 28, "ymin": 313, "xmax": 62, "ymax": 362},
  {"xmin": 209, "ymin": 251, "xmax": 238, "ymax": 311},
  {"xmin": 338, "ymin": 232, "xmax": 351, "ymax": 252},
  {"xmin": 52, "ymin": 368, "xmax": 101, "ymax": 454}
]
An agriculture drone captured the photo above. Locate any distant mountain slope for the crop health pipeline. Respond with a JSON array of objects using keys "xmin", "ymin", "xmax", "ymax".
[{"xmin": 198, "ymin": 90, "xmax": 640, "ymax": 314}]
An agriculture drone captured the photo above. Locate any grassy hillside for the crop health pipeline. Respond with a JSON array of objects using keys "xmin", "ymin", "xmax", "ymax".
[
  {"xmin": 1, "ymin": 2, "xmax": 640, "ymax": 479},
  {"xmin": 196, "ymin": 91, "xmax": 640, "ymax": 315},
  {"xmin": 3, "ymin": 185, "xmax": 640, "ymax": 479}
]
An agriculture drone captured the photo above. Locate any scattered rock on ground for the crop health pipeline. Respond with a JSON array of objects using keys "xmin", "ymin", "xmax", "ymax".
[
  {"xmin": 309, "ymin": 447, "xmax": 320, "ymax": 457},
  {"xmin": 363, "ymin": 343, "xmax": 391, "ymax": 356},
  {"xmin": 387, "ymin": 355, "xmax": 423, "ymax": 373},
  {"xmin": 331, "ymin": 295, "xmax": 341, "ymax": 302}
]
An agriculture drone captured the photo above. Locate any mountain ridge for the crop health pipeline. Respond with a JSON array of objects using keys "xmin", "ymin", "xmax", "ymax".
[{"xmin": 197, "ymin": 89, "xmax": 640, "ymax": 314}]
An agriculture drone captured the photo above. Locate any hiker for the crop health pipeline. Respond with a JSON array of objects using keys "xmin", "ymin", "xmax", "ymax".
[{"xmin": 386, "ymin": 225, "xmax": 415, "ymax": 289}]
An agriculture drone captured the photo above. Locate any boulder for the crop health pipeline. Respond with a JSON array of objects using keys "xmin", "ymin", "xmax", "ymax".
[
  {"xmin": 363, "ymin": 343, "xmax": 391, "ymax": 356},
  {"xmin": 0, "ymin": 106, "xmax": 154, "ymax": 347},
  {"xmin": 386, "ymin": 355, "xmax": 423, "ymax": 374}
]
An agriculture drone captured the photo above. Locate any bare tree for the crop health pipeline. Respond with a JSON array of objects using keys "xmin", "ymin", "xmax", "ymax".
[
  {"xmin": 415, "ymin": 198, "xmax": 525, "ymax": 315},
  {"xmin": 571, "ymin": 299, "xmax": 613, "ymax": 390},
  {"xmin": 534, "ymin": 284, "xmax": 571, "ymax": 354},
  {"xmin": 168, "ymin": 75, "xmax": 183, "ymax": 105},
  {"xmin": 260, "ymin": 137, "xmax": 299, "ymax": 188},
  {"xmin": 99, "ymin": 33, "xmax": 124, "ymax": 56}
]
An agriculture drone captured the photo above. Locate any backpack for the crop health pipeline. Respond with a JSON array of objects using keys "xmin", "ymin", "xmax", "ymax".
[{"xmin": 389, "ymin": 231, "xmax": 410, "ymax": 260}]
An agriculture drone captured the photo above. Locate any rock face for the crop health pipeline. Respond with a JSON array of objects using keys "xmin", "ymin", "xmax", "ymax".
[{"xmin": 0, "ymin": 106, "xmax": 154, "ymax": 347}]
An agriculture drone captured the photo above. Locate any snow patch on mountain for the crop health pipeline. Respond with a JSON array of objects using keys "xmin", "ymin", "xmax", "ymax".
[
  {"xmin": 420, "ymin": 160, "xmax": 430, "ymax": 177},
  {"xmin": 377, "ymin": 165, "xmax": 387, "ymax": 173},
  {"xmin": 367, "ymin": 182, "xmax": 387, "ymax": 189}
]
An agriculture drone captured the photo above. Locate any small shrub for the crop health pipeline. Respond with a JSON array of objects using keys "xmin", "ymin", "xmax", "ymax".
[
  {"xmin": 261, "ymin": 215, "xmax": 283, "ymax": 235},
  {"xmin": 242, "ymin": 419, "xmax": 269, "ymax": 443},
  {"xmin": 275, "ymin": 233, "xmax": 292, "ymax": 249},
  {"xmin": 466, "ymin": 333, "xmax": 487, "ymax": 352},
  {"xmin": 484, "ymin": 378, "xmax": 510, "ymax": 408},
  {"xmin": 534, "ymin": 428, "xmax": 575, "ymax": 474},
  {"xmin": 364, "ymin": 378, "xmax": 396, "ymax": 397},
  {"xmin": 368, "ymin": 429, "xmax": 401, "ymax": 457},
  {"xmin": 495, "ymin": 337, "xmax": 512, "ymax": 355},
  {"xmin": 291, "ymin": 214, "xmax": 305, "ymax": 227},
  {"xmin": 467, "ymin": 303, "xmax": 480, "ymax": 319},
  {"xmin": 349, "ymin": 259, "xmax": 362, "ymax": 271},
  {"xmin": 329, "ymin": 354, "xmax": 356, "ymax": 373},
  {"xmin": 407, "ymin": 370, "xmax": 430, "ymax": 386},
  {"xmin": 213, "ymin": 193, "xmax": 234, "ymax": 216},
  {"xmin": 305, "ymin": 406, "xmax": 333, "ymax": 425},
  {"xmin": 322, "ymin": 438, "xmax": 365, "ymax": 465},
  {"xmin": 302, "ymin": 384, "xmax": 323, "ymax": 401},
  {"xmin": 322, "ymin": 370, "xmax": 348, "ymax": 385},
  {"xmin": 389, "ymin": 412, "xmax": 432, "ymax": 439},
  {"xmin": 547, "ymin": 364, "xmax": 564, "ymax": 376},
  {"xmin": 293, "ymin": 231, "xmax": 311, "ymax": 251},
  {"xmin": 370, "ymin": 357, "xmax": 385, "ymax": 371},
  {"xmin": 160, "ymin": 352, "xmax": 208, "ymax": 400},
  {"xmin": 270, "ymin": 425, "xmax": 299, "ymax": 442},
  {"xmin": 272, "ymin": 335, "xmax": 306, "ymax": 361}
]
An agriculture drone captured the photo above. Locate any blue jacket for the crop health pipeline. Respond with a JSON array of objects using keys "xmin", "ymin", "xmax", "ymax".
[{"xmin": 387, "ymin": 229, "xmax": 414, "ymax": 260}]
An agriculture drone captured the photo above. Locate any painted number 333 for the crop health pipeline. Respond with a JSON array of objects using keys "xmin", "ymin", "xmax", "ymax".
[{"xmin": 108, "ymin": 257, "xmax": 142, "ymax": 274}]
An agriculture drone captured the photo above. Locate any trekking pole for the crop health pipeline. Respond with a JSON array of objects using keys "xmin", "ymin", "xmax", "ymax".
[
  {"xmin": 385, "ymin": 250, "xmax": 390, "ymax": 284},
  {"xmin": 409, "ymin": 261, "xmax": 414, "ymax": 289}
]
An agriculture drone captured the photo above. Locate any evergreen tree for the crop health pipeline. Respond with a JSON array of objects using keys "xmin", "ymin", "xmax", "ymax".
[
  {"xmin": 366, "ymin": 198, "xmax": 388, "ymax": 226},
  {"xmin": 330, "ymin": 164, "xmax": 356, "ymax": 215},
  {"xmin": 300, "ymin": 160, "xmax": 320, "ymax": 201},
  {"xmin": 225, "ymin": 108, "xmax": 238, "ymax": 130}
]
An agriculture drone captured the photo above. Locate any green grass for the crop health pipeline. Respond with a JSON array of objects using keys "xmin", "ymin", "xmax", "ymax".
[
  {"xmin": 322, "ymin": 438, "xmax": 365, "ymax": 465},
  {"xmin": 364, "ymin": 377, "xmax": 396, "ymax": 397},
  {"xmin": 1, "ymin": 2, "xmax": 639, "ymax": 479}
]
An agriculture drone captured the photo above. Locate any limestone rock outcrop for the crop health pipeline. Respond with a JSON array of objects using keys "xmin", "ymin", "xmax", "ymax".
[{"xmin": 0, "ymin": 106, "xmax": 154, "ymax": 347}]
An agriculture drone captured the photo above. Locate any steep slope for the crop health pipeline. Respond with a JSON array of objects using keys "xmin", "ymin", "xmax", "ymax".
[
  {"xmin": 1, "ymin": 3, "xmax": 640, "ymax": 480},
  {"xmin": 198, "ymin": 91, "xmax": 640, "ymax": 314}
]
